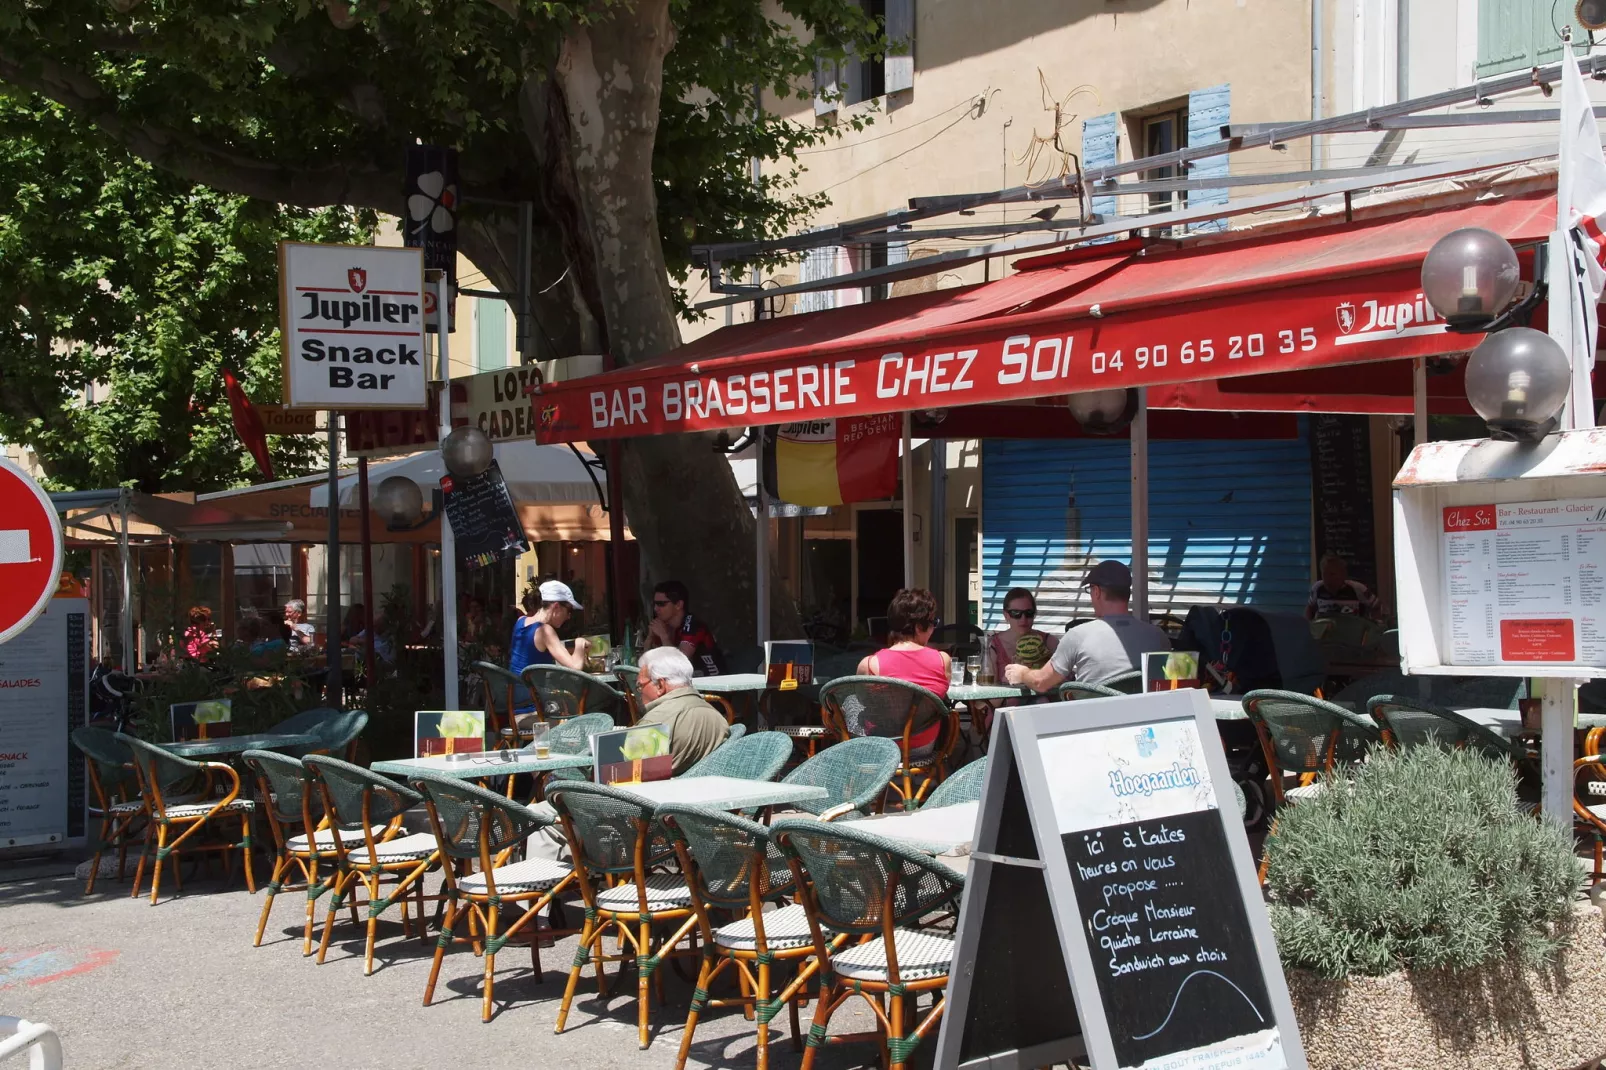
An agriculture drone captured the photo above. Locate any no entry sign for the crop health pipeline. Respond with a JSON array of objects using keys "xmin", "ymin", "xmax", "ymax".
[{"xmin": 0, "ymin": 456, "xmax": 64, "ymax": 645}]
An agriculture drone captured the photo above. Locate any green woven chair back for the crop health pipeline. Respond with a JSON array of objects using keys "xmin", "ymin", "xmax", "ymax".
[
  {"xmin": 614, "ymin": 665, "xmax": 644, "ymax": 719},
  {"xmin": 725, "ymin": 723, "xmax": 747, "ymax": 743},
  {"xmin": 774, "ymin": 818, "xmax": 964, "ymax": 936},
  {"xmin": 1058, "ymin": 681, "xmax": 1121, "ymax": 701},
  {"xmin": 681, "ymin": 731, "xmax": 792, "ymax": 781},
  {"xmin": 1242, "ymin": 689, "xmax": 1381, "ymax": 778},
  {"xmin": 1100, "ymin": 669, "xmax": 1143, "ymax": 694},
  {"xmin": 241, "ymin": 750, "xmax": 318, "ymax": 828},
  {"xmin": 819, "ymin": 676, "xmax": 948, "ymax": 755},
  {"xmin": 925, "ymin": 756, "xmax": 988, "ymax": 808},
  {"xmin": 269, "ymin": 706, "xmax": 339, "ymax": 736},
  {"xmin": 116, "ymin": 732, "xmax": 202, "ymax": 801},
  {"xmin": 411, "ymin": 772, "xmax": 546, "ymax": 862},
  {"xmin": 522, "ymin": 664, "xmax": 627, "ymax": 724},
  {"xmin": 473, "ymin": 660, "xmax": 533, "ymax": 730},
  {"xmin": 314, "ymin": 710, "xmax": 368, "ymax": 751},
  {"xmin": 660, "ymin": 803, "xmax": 792, "ymax": 910},
  {"xmin": 72, "ymin": 726, "xmax": 137, "ymax": 801},
  {"xmin": 548, "ymin": 711, "xmax": 615, "ymax": 755},
  {"xmin": 1365, "ymin": 695, "xmax": 1513, "ymax": 761},
  {"xmin": 548, "ymin": 781, "xmax": 657, "ymax": 877},
  {"xmin": 782, "ymin": 736, "xmax": 900, "ymax": 817},
  {"xmin": 304, "ymin": 754, "xmax": 421, "ymax": 829}
]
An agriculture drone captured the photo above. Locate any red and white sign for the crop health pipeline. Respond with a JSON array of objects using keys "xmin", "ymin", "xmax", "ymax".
[
  {"xmin": 278, "ymin": 242, "xmax": 429, "ymax": 411},
  {"xmin": 0, "ymin": 456, "xmax": 64, "ymax": 645}
]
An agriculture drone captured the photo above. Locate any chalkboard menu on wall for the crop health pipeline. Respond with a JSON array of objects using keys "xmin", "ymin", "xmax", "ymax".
[
  {"xmin": 1310, "ymin": 414, "xmax": 1376, "ymax": 586},
  {"xmin": 440, "ymin": 460, "xmax": 529, "ymax": 570}
]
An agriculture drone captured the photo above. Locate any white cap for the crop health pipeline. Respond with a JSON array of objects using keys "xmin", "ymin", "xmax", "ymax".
[{"xmin": 540, "ymin": 579, "xmax": 583, "ymax": 609}]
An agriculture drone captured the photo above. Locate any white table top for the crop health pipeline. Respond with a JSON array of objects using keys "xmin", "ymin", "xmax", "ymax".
[
  {"xmin": 949, "ymin": 684, "xmax": 1027, "ymax": 703},
  {"xmin": 373, "ymin": 750, "xmax": 593, "ymax": 779},
  {"xmin": 612, "ymin": 775, "xmax": 828, "ymax": 811},
  {"xmin": 857, "ymin": 801, "xmax": 979, "ymax": 855},
  {"xmin": 694, "ymin": 673, "xmax": 772, "ymax": 694}
]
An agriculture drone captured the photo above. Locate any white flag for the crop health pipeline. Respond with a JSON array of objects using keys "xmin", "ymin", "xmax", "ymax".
[{"xmin": 1554, "ymin": 42, "xmax": 1606, "ymax": 429}]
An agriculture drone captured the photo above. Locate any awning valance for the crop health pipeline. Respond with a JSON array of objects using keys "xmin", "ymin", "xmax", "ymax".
[{"xmin": 531, "ymin": 191, "xmax": 1557, "ymax": 444}]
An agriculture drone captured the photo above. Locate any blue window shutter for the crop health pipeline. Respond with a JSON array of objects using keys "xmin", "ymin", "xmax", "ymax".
[
  {"xmin": 1187, "ymin": 83, "xmax": 1230, "ymax": 234},
  {"xmin": 884, "ymin": 0, "xmax": 914, "ymax": 94},
  {"xmin": 1082, "ymin": 112, "xmax": 1118, "ymax": 241}
]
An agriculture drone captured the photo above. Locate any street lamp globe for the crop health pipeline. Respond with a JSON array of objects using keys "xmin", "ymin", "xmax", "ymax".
[
  {"xmin": 1068, "ymin": 388, "xmax": 1137, "ymax": 434},
  {"xmin": 373, "ymin": 475, "xmax": 424, "ymax": 529},
  {"xmin": 1464, "ymin": 326, "xmax": 1572, "ymax": 442},
  {"xmin": 1420, "ymin": 227, "xmax": 1521, "ymax": 328},
  {"xmin": 441, "ymin": 426, "xmax": 493, "ymax": 477}
]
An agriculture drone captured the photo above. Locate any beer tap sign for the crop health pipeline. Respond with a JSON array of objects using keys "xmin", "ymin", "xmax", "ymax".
[{"xmin": 278, "ymin": 242, "xmax": 430, "ymax": 411}]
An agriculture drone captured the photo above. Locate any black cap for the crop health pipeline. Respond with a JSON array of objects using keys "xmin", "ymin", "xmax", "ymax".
[{"xmin": 1082, "ymin": 560, "xmax": 1132, "ymax": 589}]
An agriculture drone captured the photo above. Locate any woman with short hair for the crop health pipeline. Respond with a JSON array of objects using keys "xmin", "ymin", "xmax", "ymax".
[{"xmin": 854, "ymin": 588, "xmax": 952, "ymax": 759}]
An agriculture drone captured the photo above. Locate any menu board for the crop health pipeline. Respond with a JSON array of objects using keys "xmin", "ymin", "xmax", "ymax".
[
  {"xmin": 440, "ymin": 459, "xmax": 529, "ymax": 570},
  {"xmin": 1441, "ymin": 497, "xmax": 1606, "ymax": 667},
  {"xmin": 1310, "ymin": 414, "xmax": 1376, "ymax": 587},
  {"xmin": 1046, "ymin": 720, "xmax": 1283, "ymax": 1070},
  {"xmin": 0, "ymin": 598, "xmax": 88, "ymax": 848}
]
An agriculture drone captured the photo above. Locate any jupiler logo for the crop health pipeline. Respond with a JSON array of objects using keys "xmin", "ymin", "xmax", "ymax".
[
  {"xmin": 1333, "ymin": 293, "xmax": 1439, "ymax": 335},
  {"xmin": 1335, "ymin": 301, "xmax": 1356, "ymax": 334},
  {"xmin": 348, "ymin": 268, "xmax": 367, "ymax": 293}
]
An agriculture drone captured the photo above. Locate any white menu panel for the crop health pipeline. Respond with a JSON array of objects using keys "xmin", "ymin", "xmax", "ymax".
[
  {"xmin": 0, "ymin": 598, "xmax": 87, "ymax": 847},
  {"xmin": 1441, "ymin": 498, "xmax": 1606, "ymax": 668}
]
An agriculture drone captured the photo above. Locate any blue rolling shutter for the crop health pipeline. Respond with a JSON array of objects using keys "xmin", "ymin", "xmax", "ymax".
[
  {"xmin": 1082, "ymin": 112, "xmax": 1118, "ymax": 239},
  {"xmin": 980, "ymin": 432, "xmax": 1313, "ymax": 630},
  {"xmin": 1187, "ymin": 84, "xmax": 1230, "ymax": 235}
]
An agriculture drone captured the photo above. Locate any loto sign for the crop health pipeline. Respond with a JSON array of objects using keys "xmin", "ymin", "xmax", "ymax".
[{"xmin": 278, "ymin": 242, "xmax": 429, "ymax": 411}]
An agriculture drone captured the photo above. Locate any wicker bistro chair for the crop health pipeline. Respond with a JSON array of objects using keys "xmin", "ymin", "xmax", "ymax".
[
  {"xmin": 474, "ymin": 661, "xmax": 537, "ymax": 745},
  {"xmin": 725, "ymin": 723, "xmax": 748, "ymax": 743},
  {"xmin": 681, "ymin": 731, "xmax": 794, "ymax": 781},
  {"xmin": 522, "ymin": 664, "xmax": 629, "ymax": 726},
  {"xmin": 820, "ymin": 677, "xmax": 958, "ymax": 809},
  {"xmin": 1100, "ymin": 669, "xmax": 1144, "ymax": 694},
  {"xmin": 779, "ymin": 736, "xmax": 901, "ymax": 820},
  {"xmin": 924, "ymin": 756, "xmax": 988, "ymax": 809},
  {"xmin": 532, "ymin": 711, "xmax": 621, "ymax": 789},
  {"xmin": 302, "ymin": 755, "xmax": 442, "ymax": 975},
  {"xmin": 1057, "ymin": 681, "xmax": 1122, "ymax": 701},
  {"xmin": 660, "ymin": 805, "xmax": 846, "ymax": 1070},
  {"xmin": 1365, "ymin": 695, "xmax": 1516, "ymax": 761},
  {"xmin": 71, "ymin": 727, "xmax": 145, "ymax": 894},
  {"xmin": 773, "ymin": 818, "xmax": 966, "ymax": 1070},
  {"xmin": 243, "ymin": 750, "xmax": 390, "ymax": 954},
  {"xmin": 1574, "ymin": 744, "xmax": 1606, "ymax": 883},
  {"xmin": 116, "ymin": 733, "xmax": 256, "ymax": 904},
  {"xmin": 411, "ymin": 773, "xmax": 576, "ymax": 1021},
  {"xmin": 615, "ymin": 665, "xmax": 645, "ymax": 724},
  {"xmin": 547, "ymin": 782, "xmax": 700, "ymax": 1049}
]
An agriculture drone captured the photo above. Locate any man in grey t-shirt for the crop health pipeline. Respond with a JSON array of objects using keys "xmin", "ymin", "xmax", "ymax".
[{"xmin": 1003, "ymin": 560, "xmax": 1171, "ymax": 692}]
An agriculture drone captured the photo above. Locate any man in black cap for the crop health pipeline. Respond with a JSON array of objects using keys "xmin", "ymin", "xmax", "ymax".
[{"xmin": 1004, "ymin": 560, "xmax": 1170, "ymax": 691}]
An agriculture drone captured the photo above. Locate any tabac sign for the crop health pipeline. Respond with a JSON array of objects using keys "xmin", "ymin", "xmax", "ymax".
[{"xmin": 279, "ymin": 242, "xmax": 429, "ymax": 411}]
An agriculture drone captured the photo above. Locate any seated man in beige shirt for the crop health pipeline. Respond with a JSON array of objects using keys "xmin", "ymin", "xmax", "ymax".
[{"xmin": 635, "ymin": 647, "xmax": 729, "ymax": 774}]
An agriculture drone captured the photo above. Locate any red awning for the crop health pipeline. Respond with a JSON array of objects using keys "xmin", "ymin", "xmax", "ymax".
[{"xmin": 532, "ymin": 192, "xmax": 1557, "ymax": 443}]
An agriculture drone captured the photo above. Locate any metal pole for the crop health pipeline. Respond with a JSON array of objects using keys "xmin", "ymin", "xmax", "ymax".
[
  {"xmin": 1542, "ymin": 677, "xmax": 1577, "ymax": 825},
  {"xmin": 357, "ymin": 456, "xmax": 376, "ymax": 688},
  {"xmin": 930, "ymin": 439, "xmax": 948, "ymax": 614},
  {"xmin": 325, "ymin": 417, "xmax": 342, "ymax": 704},
  {"xmin": 902, "ymin": 414, "xmax": 915, "ymax": 589},
  {"xmin": 1130, "ymin": 390, "xmax": 1150, "ymax": 618},
  {"xmin": 756, "ymin": 473, "xmax": 771, "ymax": 646},
  {"xmin": 1311, "ymin": 0, "xmax": 1324, "ymax": 171},
  {"xmin": 1412, "ymin": 357, "xmax": 1429, "ymax": 445},
  {"xmin": 517, "ymin": 201, "xmax": 533, "ymax": 363},
  {"xmin": 118, "ymin": 491, "xmax": 133, "ymax": 670},
  {"xmin": 437, "ymin": 273, "xmax": 460, "ymax": 709},
  {"xmin": 606, "ymin": 442, "xmax": 627, "ymax": 642}
]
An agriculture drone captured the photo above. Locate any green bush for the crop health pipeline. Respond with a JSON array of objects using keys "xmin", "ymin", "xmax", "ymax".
[{"xmin": 1264, "ymin": 744, "xmax": 1581, "ymax": 978}]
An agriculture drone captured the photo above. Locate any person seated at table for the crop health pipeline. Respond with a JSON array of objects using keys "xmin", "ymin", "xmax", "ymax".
[
  {"xmin": 283, "ymin": 599, "xmax": 316, "ymax": 650},
  {"xmin": 1305, "ymin": 553, "xmax": 1381, "ymax": 621},
  {"xmin": 645, "ymin": 579, "xmax": 727, "ymax": 677},
  {"xmin": 508, "ymin": 581, "xmax": 590, "ymax": 717},
  {"xmin": 1004, "ymin": 560, "xmax": 1169, "ymax": 691},
  {"xmin": 989, "ymin": 587, "xmax": 1058, "ymax": 675},
  {"xmin": 238, "ymin": 613, "xmax": 288, "ymax": 662},
  {"xmin": 183, "ymin": 605, "xmax": 217, "ymax": 662},
  {"xmin": 635, "ymin": 647, "xmax": 730, "ymax": 774},
  {"xmin": 854, "ymin": 588, "xmax": 952, "ymax": 759},
  {"xmin": 352, "ymin": 610, "xmax": 397, "ymax": 665}
]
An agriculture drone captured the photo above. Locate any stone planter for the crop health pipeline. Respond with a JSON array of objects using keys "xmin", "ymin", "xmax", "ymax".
[{"xmin": 1285, "ymin": 902, "xmax": 1606, "ymax": 1070}]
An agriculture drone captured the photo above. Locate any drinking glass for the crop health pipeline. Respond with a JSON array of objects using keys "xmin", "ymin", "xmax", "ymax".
[
  {"xmin": 529, "ymin": 721, "xmax": 551, "ymax": 759},
  {"xmin": 965, "ymin": 655, "xmax": 982, "ymax": 685},
  {"xmin": 949, "ymin": 659, "xmax": 965, "ymax": 687}
]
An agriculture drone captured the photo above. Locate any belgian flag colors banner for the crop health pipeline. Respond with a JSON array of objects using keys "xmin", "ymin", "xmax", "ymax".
[{"xmin": 762, "ymin": 415, "xmax": 900, "ymax": 507}]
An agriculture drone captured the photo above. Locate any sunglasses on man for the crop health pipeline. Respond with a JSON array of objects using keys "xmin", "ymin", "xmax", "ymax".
[
  {"xmin": 1005, "ymin": 608, "xmax": 1035, "ymax": 620},
  {"xmin": 653, "ymin": 599, "xmax": 673, "ymax": 608}
]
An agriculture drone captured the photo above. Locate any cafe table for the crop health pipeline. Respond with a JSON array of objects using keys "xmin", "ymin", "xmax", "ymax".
[
  {"xmin": 609, "ymin": 775, "xmax": 827, "ymax": 813},
  {"xmin": 165, "ymin": 731, "xmax": 320, "ymax": 758},
  {"xmin": 1456, "ymin": 707, "xmax": 1606, "ymax": 738},
  {"xmin": 854, "ymin": 800, "xmax": 980, "ymax": 855},
  {"xmin": 948, "ymin": 683, "xmax": 1028, "ymax": 703},
  {"xmin": 372, "ymin": 749, "xmax": 593, "ymax": 802}
]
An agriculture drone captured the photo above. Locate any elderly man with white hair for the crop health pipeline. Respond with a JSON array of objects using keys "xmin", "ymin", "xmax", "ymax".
[{"xmin": 635, "ymin": 647, "xmax": 729, "ymax": 774}]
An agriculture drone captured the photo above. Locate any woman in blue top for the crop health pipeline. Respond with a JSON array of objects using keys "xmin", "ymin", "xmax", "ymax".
[{"xmin": 509, "ymin": 580, "xmax": 591, "ymax": 714}]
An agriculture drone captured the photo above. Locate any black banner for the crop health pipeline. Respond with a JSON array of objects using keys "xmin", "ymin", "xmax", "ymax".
[
  {"xmin": 404, "ymin": 144, "xmax": 458, "ymax": 333},
  {"xmin": 440, "ymin": 460, "xmax": 528, "ymax": 570}
]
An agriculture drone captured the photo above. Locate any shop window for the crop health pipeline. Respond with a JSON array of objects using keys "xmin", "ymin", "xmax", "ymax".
[
  {"xmin": 476, "ymin": 300, "xmax": 508, "ymax": 373},
  {"xmin": 1476, "ymin": 0, "xmax": 1584, "ymax": 77},
  {"xmin": 813, "ymin": 0, "xmax": 913, "ymax": 114},
  {"xmin": 1130, "ymin": 105, "xmax": 1188, "ymax": 235}
]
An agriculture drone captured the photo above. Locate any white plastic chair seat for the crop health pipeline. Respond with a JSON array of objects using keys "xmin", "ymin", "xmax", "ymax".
[
  {"xmin": 831, "ymin": 928, "xmax": 954, "ymax": 982},
  {"xmin": 595, "ymin": 873, "xmax": 693, "ymax": 912},
  {"xmin": 160, "ymin": 798, "xmax": 255, "ymax": 819},
  {"xmin": 286, "ymin": 825, "xmax": 391, "ymax": 852},
  {"xmin": 713, "ymin": 903, "xmax": 813, "ymax": 951},
  {"xmin": 460, "ymin": 857, "xmax": 572, "ymax": 895},
  {"xmin": 338, "ymin": 832, "xmax": 438, "ymax": 862}
]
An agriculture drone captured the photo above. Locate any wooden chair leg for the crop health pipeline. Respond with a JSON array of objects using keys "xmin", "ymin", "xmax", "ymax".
[
  {"xmin": 889, "ymin": 990, "xmax": 906, "ymax": 1070},
  {"xmin": 675, "ymin": 954, "xmax": 716, "ymax": 1070},
  {"xmin": 756, "ymin": 960, "xmax": 773, "ymax": 1070},
  {"xmin": 798, "ymin": 984, "xmax": 838, "ymax": 1070},
  {"xmin": 240, "ymin": 814, "xmax": 256, "ymax": 892},
  {"xmin": 424, "ymin": 894, "xmax": 459, "ymax": 1007},
  {"xmin": 130, "ymin": 826, "xmax": 153, "ymax": 900},
  {"xmin": 555, "ymin": 914, "xmax": 599, "ymax": 1034},
  {"xmin": 481, "ymin": 901, "xmax": 501, "ymax": 1022},
  {"xmin": 148, "ymin": 825, "xmax": 169, "ymax": 905},
  {"xmin": 637, "ymin": 920, "xmax": 652, "ymax": 1049},
  {"xmin": 254, "ymin": 854, "xmax": 290, "ymax": 946}
]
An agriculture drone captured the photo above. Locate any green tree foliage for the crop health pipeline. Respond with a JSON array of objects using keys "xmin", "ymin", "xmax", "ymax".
[
  {"xmin": 1264, "ymin": 744, "xmax": 1581, "ymax": 978},
  {"xmin": 0, "ymin": 90, "xmax": 374, "ymax": 491}
]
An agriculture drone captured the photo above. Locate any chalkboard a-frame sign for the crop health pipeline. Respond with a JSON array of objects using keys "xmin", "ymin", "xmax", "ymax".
[{"xmin": 933, "ymin": 690, "xmax": 1306, "ymax": 1070}]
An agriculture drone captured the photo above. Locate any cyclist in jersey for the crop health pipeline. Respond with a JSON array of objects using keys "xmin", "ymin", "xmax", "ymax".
[{"xmin": 645, "ymin": 579, "xmax": 727, "ymax": 676}]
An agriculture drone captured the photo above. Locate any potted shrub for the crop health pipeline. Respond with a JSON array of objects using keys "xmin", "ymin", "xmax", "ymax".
[{"xmin": 1265, "ymin": 745, "xmax": 1600, "ymax": 1069}]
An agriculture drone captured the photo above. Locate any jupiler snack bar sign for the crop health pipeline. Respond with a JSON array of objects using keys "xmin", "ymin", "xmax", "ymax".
[{"xmin": 279, "ymin": 242, "xmax": 429, "ymax": 411}]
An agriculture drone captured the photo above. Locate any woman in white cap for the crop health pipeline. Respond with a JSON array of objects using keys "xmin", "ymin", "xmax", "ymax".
[{"xmin": 509, "ymin": 580, "xmax": 591, "ymax": 711}]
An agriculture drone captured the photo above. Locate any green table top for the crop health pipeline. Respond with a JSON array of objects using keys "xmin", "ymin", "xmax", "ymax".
[
  {"xmin": 165, "ymin": 732, "xmax": 320, "ymax": 757},
  {"xmin": 694, "ymin": 673, "xmax": 772, "ymax": 694},
  {"xmin": 373, "ymin": 750, "xmax": 594, "ymax": 780},
  {"xmin": 949, "ymin": 684, "xmax": 1028, "ymax": 703}
]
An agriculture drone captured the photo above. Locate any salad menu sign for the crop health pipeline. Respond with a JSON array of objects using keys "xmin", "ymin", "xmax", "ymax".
[
  {"xmin": 1441, "ymin": 496, "xmax": 1606, "ymax": 668},
  {"xmin": 935, "ymin": 690, "xmax": 1304, "ymax": 1070}
]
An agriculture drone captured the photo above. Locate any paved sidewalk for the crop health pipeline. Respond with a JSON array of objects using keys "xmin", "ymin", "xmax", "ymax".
[{"xmin": 0, "ymin": 860, "xmax": 899, "ymax": 1070}]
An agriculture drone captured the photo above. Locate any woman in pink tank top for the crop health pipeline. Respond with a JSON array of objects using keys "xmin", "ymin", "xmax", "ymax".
[{"xmin": 856, "ymin": 588, "xmax": 951, "ymax": 755}]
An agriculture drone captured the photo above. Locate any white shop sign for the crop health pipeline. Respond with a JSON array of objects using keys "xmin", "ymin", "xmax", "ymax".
[
  {"xmin": 278, "ymin": 242, "xmax": 429, "ymax": 411},
  {"xmin": 0, "ymin": 598, "xmax": 89, "ymax": 849}
]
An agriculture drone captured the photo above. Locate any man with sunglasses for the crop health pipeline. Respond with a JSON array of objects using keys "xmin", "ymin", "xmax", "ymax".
[
  {"xmin": 1003, "ymin": 560, "xmax": 1169, "ymax": 691},
  {"xmin": 644, "ymin": 579, "xmax": 727, "ymax": 677}
]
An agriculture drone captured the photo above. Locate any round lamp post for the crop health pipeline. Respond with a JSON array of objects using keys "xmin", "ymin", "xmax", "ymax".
[
  {"xmin": 1463, "ymin": 327, "xmax": 1572, "ymax": 443},
  {"xmin": 1420, "ymin": 227, "xmax": 1522, "ymax": 329},
  {"xmin": 441, "ymin": 426, "xmax": 493, "ymax": 478},
  {"xmin": 373, "ymin": 475, "xmax": 424, "ymax": 531},
  {"xmin": 1068, "ymin": 388, "xmax": 1138, "ymax": 435}
]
